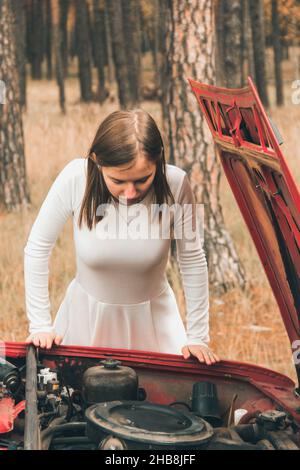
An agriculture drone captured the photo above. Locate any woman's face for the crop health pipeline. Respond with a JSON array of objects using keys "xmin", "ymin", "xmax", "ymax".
[{"xmin": 100, "ymin": 155, "xmax": 157, "ymax": 205}]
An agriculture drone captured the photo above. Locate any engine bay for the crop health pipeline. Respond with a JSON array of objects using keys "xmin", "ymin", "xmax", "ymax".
[{"xmin": 1, "ymin": 348, "xmax": 300, "ymax": 450}]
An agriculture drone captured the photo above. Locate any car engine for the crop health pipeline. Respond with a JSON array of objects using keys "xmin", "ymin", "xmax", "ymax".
[{"xmin": 0, "ymin": 354, "xmax": 299, "ymax": 450}]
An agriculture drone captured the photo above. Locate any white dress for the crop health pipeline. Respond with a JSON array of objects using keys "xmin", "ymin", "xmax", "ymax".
[{"xmin": 24, "ymin": 158, "xmax": 210, "ymax": 355}]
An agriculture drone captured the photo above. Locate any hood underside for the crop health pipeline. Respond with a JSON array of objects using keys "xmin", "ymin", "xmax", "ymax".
[{"xmin": 188, "ymin": 77, "xmax": 300, "ymax": 368}]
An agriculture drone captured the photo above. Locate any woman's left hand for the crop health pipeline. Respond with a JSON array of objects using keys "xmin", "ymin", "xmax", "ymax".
[{"xmin": 181, "ymin": 344, "xmax": 220, "ymax": 365}]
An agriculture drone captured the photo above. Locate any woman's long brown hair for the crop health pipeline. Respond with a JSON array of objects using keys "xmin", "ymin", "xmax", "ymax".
[{"xmin": 78, "ymin": 109, "xmax": 175, "ymax": 230}]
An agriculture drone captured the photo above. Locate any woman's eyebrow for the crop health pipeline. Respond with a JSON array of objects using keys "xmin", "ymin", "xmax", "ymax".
[{"xmin": 108, "ymin": 172, "xmax": 153, "ymax": 182}]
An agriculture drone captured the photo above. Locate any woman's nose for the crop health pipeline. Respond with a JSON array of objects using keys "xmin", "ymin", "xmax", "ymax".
[{"xmin": 123, "ymin": 183, "xmax": 138, "ymax": 198}]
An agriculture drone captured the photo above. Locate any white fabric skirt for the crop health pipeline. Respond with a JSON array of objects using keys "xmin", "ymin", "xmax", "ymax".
[{"xmin": 53, "ymin": 278, "xmax": 188, "ymax": 355}]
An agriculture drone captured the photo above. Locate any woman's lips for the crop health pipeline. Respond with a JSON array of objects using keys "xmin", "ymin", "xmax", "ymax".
[
  {"xmin": 116, "ymin": 195, "xmax": 142, "ymax": 205},
  {"xmin": 126, "ymin": 197, "xmax": 141, "ymax": 204},
  {"xmin": 122, "ymin": 194, "xmax": 143, "ymax": 201}
]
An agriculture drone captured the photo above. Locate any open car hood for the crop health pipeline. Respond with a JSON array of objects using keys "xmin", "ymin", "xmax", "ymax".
[{"xmin": 188, "ymin": 77, "xmax": 300, "ymax": 378}]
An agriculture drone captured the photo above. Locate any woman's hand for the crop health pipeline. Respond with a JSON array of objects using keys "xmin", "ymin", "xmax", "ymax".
[
  {"xmin": 181, "ymin": 344, "xmax": 220, "ymax": 365},
  {"xmin": 25, "ymin": 331, "xmax": 63, "ymax": 350}
]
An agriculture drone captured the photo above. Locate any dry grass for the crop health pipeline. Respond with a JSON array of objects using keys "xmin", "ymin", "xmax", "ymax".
[{"xmin": 0, "ymin": 67, "xmax": 299, "ymax": 383}]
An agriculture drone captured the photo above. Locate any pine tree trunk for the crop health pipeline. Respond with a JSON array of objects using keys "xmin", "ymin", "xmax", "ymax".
[
  {"xmin": 45, "ymin": 0, "xmax": 53, "ymax": 80},
  {"xmin": 215, "ymin": 0, "xmax": 243, "ymax": 87},
  {"xmin": 121, "ymin": 0, "xmax": 142, "ymax": 105},
  {"xmin": 106, "ymin": 0, "xmax": 132, "ymax": 108},
  {"xmin": 159, "ymin": 0, "xmax": 171, "ymax": 125},
  {"xmin": 242, "ymin": 0, "xmax": 255, "ymax": 83},
  {"xmin": 214, "ymin": 0, "xmax": 225, "ymax": 86},
  {"xmin": 69, "ymin": 0, "xmax": 77, "ymax": 60},
  {"xmin": 92, "ymin": 0, "xmax": 107, "ymax": 103},
  {"xmin": 75, "ymin": 0, "xmax": 93, "ymax": 102},
  {"xmin": 60, "ymin": 0, "xmax": 70, "ymax": 78},
  {"xmin": 104, "ymin": 3, "xmax": 115, "ymax": 84},
  {"xmin": 0, "ymin": 0, "xmax": 30, "ymax": 212},
  {"xmin": 153, "ymin": 0, "xmax": 160, "ymax": 91},
  {"xmin": 28, "ymin": 0, "xmax": 44, "ymax": 79},
  {"xmin": 152, "ymin": 0, "xmax": 167, "ymax": 101},
  {"xmin": 164, "ymin": 0, "xmax": 246, "ymax": 294},
  {"xmin": 11, "ymin": 0, "xmax": 27, "ymax": 108},
  {"xmin": 51, "ymin": 0, "xmax": 65, "ymax": 113},
  {"xmin": 271, "ymin": 0, "xmax": 284, "ymax": 105},
  {"xmin": 240, "ymin": 0, "xmax": 246, "ymax": 86},
  {"xmin": 249, "ymin": 0, "xmax": 269, "ymax": 107},
  {"xmin": 86, "ymin": 0, "xmax": 96, "ymax": 67}
]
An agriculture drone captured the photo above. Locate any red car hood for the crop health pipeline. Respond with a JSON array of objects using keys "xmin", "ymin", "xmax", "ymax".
[{"xmin": 188, "ymin": 77, "xmax": 300, "ymax": 381}]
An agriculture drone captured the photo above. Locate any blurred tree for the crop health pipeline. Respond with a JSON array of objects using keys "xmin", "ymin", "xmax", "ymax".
[
  {"xmin": 139, "ymin": 3, "xmax": 152, "ymax": 54},
  {"xmin": 45, "ymin": 0, "xmax": 53, "ymax": 80},
  {"xmin": 75, "ymin": 0, "xmax": 93, "ymax": 101},
  {"xmin": 271, "ymin": 0, "xmax": 284, "ymax": 105},
  {"xmin": 249, "ymin": 0, "xmax": 269, "ymax": 106},
  {"xmin": 86, "ymin": 0, "xmax": 96, "ymax": 68},
  {"xmin": 122, "ymin": 0, "xmax": 142, "ymax": 104},
  {"xmin": 0, "ymin": 0, "xmax": 30, "ymax": 211},
  {"xmin": 69, "ymin": 0, "xmax": 78, "ymax": 61},
  {"xmin": 60, "ymin": 0, "xmax": 70, "ymax": 78},
  {"xmin": 152, "ymin": 0, "xmax": 167, "ymax": 102},
  {"xmin": 26, "ymin": 0, "xmax": 44, "ymax": 80},
  {"xmin": 106, "ymin": 0, "xmax": 132, "ymax": 107},
  {"xmin": 51, "ymin": 0, "xmax": 65, "ymax": 113},
  {"xmin": 215, "ymin": 0, "xmax": 244, "ymax": 87},
  {"xmin": 104, "ymin": 2, "xmax": 115, "ymax": 84},
  {"xmin": 11, "ymin": 0, "xmax": 27, "ymax": 108},
  {"xmin": 241, "ymin": 0, "xmax": 255, "ymax": 83},
  {"xmin": 92, "ymin": 0, "xmax": 107, "ymax": 103},
  {"xmin": 164, "ymin": 0, "xmax": 246, "ymax": 294},
  {"xmin": 152, "ymin": 0, "xmax": 160, "ymax": 90}
]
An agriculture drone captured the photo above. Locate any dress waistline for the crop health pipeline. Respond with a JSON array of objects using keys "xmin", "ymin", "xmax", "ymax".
[{"xmin": 74, "ymin": 274, "xmax": 170, "ymax": 306}]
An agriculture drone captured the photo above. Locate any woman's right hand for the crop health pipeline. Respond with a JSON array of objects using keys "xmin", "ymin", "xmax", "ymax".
[{"xmin": 25, "ymin": 331, "xmax": 63, "ymax": 349}]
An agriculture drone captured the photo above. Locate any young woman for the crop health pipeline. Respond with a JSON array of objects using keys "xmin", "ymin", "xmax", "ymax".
[{"xmin": 24, "ymin": 109, "xmax": 220, "ymax": 365}]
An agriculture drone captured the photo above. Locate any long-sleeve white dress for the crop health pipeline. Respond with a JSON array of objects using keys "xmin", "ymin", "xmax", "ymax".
[{"xmin": 24, "ymin": 158, "xmax": 210, "ymax": 354}]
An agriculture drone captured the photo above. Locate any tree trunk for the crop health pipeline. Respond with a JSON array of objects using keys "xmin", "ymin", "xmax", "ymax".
[
  {"xmin": 11, "ymin": 0, "xmax": 27, "ymax": 108},
  {"xmin": 75, "ymin": 0, "xmax": 93, "ymax": 102},
  {"xmin": 60, "ymin": 0, "xmax": 70, "ymax": 78},
  {"xmin": 106, "ymin": 0, "xmax": 132, "ymax": 108},
  {"xmin": 69, "ymin": 0, "xmax": 77, "ymax": 60},
  {"xmin": 159, "ymin": 0, "xmax": 171, "ymax": 124},
  {"xmin": 151, "ymin": 0, "xmax": 167, "ymax": 101},
  {"xmin": 51, "ymin": 0, "xmax": 66, "ymax": 113},
  {"xmin": 249, "ymin": 0, "xmax": 269, "ymax": 107},
  {"xmin": 45, "ymin": 0, "xmax": 53, "ymax": 80},
  {"xmin": 86, "ymin": 0, "xmax": 96, "ymax": 67},
  {"xmin": 140, "ymin": 11, "xmax": 150, "ymax": 54},
  {"xmin": 0, "ymin": 0, "xmax": 30, "ymax": 212},
  {"xmin": 271, "ymin": 0, "xmax": 284, "ymax": 106},
  {"xmin": 164, "ymin": 0, "xmax": 246, "ymax": 294},
  {"xmin": 153, "ymin": 0, "xmax": 160, "ymax": 91},
  {"xmin": 242, "ymin": 0, "xmax": 255, "ymax": 84},
  {"xmin": 121, "ymin": 0, "xmax": 142, "ymax": 105},
  {"xmin": 92, "ymin": 0, "xmax": 107, "ymax": 103},
  {"xmin": 104, "ymin": 3, "xmax": 115, "ymax": 84},
  {"xmin": 28, "ymin": 0, "xmax": 44, "ymax": 79},
  {"xmin": 214, "ymin": 0, "xmax": 225, "ymax": 86},
  {"xmin": 215, "ymin": 0, "xmax": 243, "ymax": 88}
]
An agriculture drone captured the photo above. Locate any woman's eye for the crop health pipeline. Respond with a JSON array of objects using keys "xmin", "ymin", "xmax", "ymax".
[
  {"xmin": 114, "ymin": 179, "xmax": 147, "ymax": 185},
  {"xmin": 136, "ymin": 179, "xmax": 148, "ymax": 184}
]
